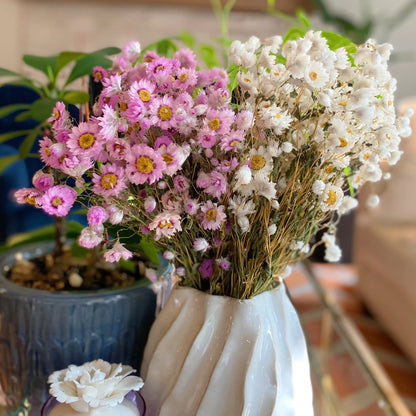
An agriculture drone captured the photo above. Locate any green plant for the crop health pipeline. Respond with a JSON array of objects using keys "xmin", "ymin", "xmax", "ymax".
[{"xmin": 0, "ymin": 47, "xmax": 121, "ymax": 174}]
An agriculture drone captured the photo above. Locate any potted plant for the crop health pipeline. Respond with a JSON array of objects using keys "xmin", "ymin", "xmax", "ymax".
[
  {"xmin": 12, "ymin": 19, "xmax": 411, "ymax": 414},
  {"xmin": 0, "ymin": 42, "xmax": 173, "ymax": 416}
]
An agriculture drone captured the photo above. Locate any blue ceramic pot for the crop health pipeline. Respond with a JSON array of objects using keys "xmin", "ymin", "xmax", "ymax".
[{"xmin": 0, "ymin": 242, "xmax": 171, "ymax": 416}]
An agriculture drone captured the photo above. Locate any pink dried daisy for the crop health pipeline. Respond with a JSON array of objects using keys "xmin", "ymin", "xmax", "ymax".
[
  {"xmin": 157, "ymin": 143, "xmax": 188, "ymax": 176},
  {"xmin": 199, "ymin": 201, "xmax": 227, "ymax": 231},
  {"xmin": 173, "ymin": 48, "xmax": 197, "ymax": 69},
  {"xmin": 39, "ymin": 136, "xmax": 55, "ymax": 166},
  {"xmin": 197, "ymin": 130, "xmax": 217, "ymax": 149},
  {"xmin": 203, "ymin": 171, "xmax": 228, "ymax": 199},
  {"xmin": 204, "ymin": 107, "xmax": 235, "ymax": 135},
  {"xmin": 78, "ymin": 226, "xmax": 103, "ymax": 249},
  {"xmin": 220, "ymin": 130, "xmax": 246, "ymax": 152},
  {"xmin": 67, "ymin": 120, "xmax": 104, "ymax": 159},
  {"xmin": 104, "ymin": 241, "xmax": 133, "ymax": 262},
  {"xmin": 47, "ymin": 101, "xmax": 69, "ymax": 130},
  {"xmin": 92, "ymin": 66, "xmax": 108, "ymax": 83},
  {"xmin": 125, "ymin": 144, "xmax": 166, "ymax": 185},
  {"xmin": 87, "ymin": 206, "xmax": 107, "ymax": 226},
  {"xmin": 128, "ymin": 79, "xmax": 156, "ymax": 105},
  {"xmin": 14, "ymin": 188, "xmax": 42, "ymax": 207},
  {"xmin": 40, "ymin": 185, "xmax": 77, "ymax": 217},
  {"xmin": 92, "ymin": 163, "xmax": 127, "ymax": 197},
  {"xmin": 122, "ymin": 40, "xmax": 141, "ymax": 63},
  {"xmin": 32, "ymin": 170, "xmax": 54, "ymax": 191},
  {"xmin": 106, "ymin": 137, "xmax": 131, "ymax": 161},
  {"xmin": 149, "ymin": 211, "xmax": 182, "ymax": 240},
  {"xmin": 173, "ymin": 175, "xmax": 190, "ymax": 193},
  {"xmin": 98, "ymin": 105, "xmax": 128, "ymax": 141},
  {"xmin": 149, "ymin": 95, "xmax": 177, "ymax": 130}
]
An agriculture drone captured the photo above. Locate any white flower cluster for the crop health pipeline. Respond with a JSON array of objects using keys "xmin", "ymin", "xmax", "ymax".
[
  {"xmin": 48, "ymin": 359, "xmax": 144, "ymax": 413},
  {"xmin": 228, "ymin": 31, "xmax": 412, "ymax": 261}
]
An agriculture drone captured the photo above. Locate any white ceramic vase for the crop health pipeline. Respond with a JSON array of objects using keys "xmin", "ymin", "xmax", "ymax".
[{"xmin": 140, "ymin": 284, "xmax": 313, "ymax": 416}]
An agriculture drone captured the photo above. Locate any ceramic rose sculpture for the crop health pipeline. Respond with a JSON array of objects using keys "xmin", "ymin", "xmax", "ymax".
[{"xmin": 42, "ymin": 360, "xmax": 144, "ymax": 416}]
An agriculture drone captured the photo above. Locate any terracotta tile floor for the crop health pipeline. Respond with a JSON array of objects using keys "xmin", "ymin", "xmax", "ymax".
[{"xmin": 287, "ymin": 263, "xmax": 416, "ymax": 416}]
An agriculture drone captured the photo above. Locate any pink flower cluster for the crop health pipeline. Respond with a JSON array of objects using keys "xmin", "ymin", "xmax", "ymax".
[{"xmin": 15, "ymin": 41, "xmax": 254, "ymax": 280}]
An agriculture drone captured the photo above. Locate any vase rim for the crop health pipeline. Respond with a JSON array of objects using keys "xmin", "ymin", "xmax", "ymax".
[{"xmin": 173, "ymin": 283, "xmax": 284, "ymax": 302}]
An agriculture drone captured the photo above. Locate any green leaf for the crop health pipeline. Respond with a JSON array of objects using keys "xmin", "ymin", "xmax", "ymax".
[
  {"xmin": 1, "ymin": 221, "xmax": 85, "ymax": 253},
  {"xmin": 138, "ymin": 238, "xmax": 160, "ymax": 265},
  {"xmin": 18, "ymin": 127, "xmax": 41, "ymax": 158},
  {"xmin": 29, "ymin": 97, "xmax": 57, "ymax": 122},
  {"xmin": 227, "ymin": 63, "xmax": 241, "ymax": 93},
  {"xmin": 0, "ymin": 129, "xmax": 33, "ymax": 144},
  {"xmin": 179, "ymin": 31, "xmax": 195, "ymax": 49},
  {"xmin": 296, "ymin": 9, "xmax": 311, "ymax": 29},
  {"xmin": 272, "ymin": 53, "xmax": 287, "ymax": 65},
  {"xmin": 199, "ymin": 45, "xmax": 220, "ymax": 68},
  {"xmin": 343, "ymin": 166, "xmax": 355, "ymax": 197},
  {"xmin": 283, "ymin": 27, "xmax": 307, "ymax": 44},
  {"xmin": 71, "ymin": 241, "xmax": 90, "ymax": 258},
  {"xmin": 54, "ymin": 51, "xmax": 86, "ymax": 77},
  {"xmin": 119, "ymin": 258, "xmax": 136, "ymax": 274},
  {"xmin": 14, "ymin": 110, "xmax": 34, "ymax": 122},
  {"xmin": 23, "ymin": 54, "xmax": 58, "ymax": 76},
  {"xmin": 0, "ymin": 154, "xmax": 19, "ymax": 175},
  {"xmin": 0, "ymin": 103, "xmax": 31, "ymax": 118},
  {"xmin": 65, "ymin": 53, "xmax": 113, "ymax": 86},
  {"xmin": 0, "ymin": 67, "xmax": 24, "ymax": 78},
  {"xmin": 155, "ymin": 39, "xmax": 178, "ymax": 57},
  {"xmin": 63, "ymin": 90, "xmax": 89, "ymax": 105},
  {"xmin": 92, "ymin": 46, "xmax": 121, "ymax": 56},
  {"xmin": 321, "ymin": 31, "xmax": 357, "ymax": 53}
]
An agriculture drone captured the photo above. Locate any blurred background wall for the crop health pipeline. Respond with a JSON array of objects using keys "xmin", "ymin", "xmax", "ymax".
[{"xmin": 1, "ymin": 0, "xmax": 416, "ymax": 101}]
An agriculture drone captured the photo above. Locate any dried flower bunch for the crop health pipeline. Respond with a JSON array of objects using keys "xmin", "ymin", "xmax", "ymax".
[{"xmin": 15, "ymin": 33, "xmax": 411, "ymax": 299}]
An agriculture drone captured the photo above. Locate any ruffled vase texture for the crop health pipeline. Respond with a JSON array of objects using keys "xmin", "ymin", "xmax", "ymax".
[{"xmin": 141, "ymin": 285, "xmax": 313, "ymax": 416}]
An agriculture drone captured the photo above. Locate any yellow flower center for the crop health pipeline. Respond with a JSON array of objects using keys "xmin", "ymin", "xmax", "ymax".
[
  {"xmin": 339, "ymin": 101, "xmax": 347, "ymax": 106},
  {"xmin": 136, "ymin": 156, "xmax": 154, "ymax": 173},
  {"xmin": 309, "ymin": 71, "xmax": 318, "ymax": 81},
  {"xmin": 338, "ymin": 137, "xmax": 348, "ymax": 147},
  {"xmin": 79, "ymin": 133, "xmax": 95, "ymax": 149},
  {"xmin": 364, "ymin": 153, "xmax": 370, "ymax": 161},
  {"xmin": 101, "ymin": 173, "xmax": 118, "ymax": 189},
  {"xmin": 206, "ymin": 208, "xmax": 217, "ymax": 221},
  {"xmin": 156, "ymin": 65, "xmax": 164, "ymax": 71},
  {"xmin": 179, "ymin": 73, "xmax": 188, "ymax": 82},
  {"xmin": 163, "ymin": 154, "xmax": 174, "ymax": 164},
  {"xmin": 159, "ymin": 220, "xmax": 173, "ymax": 229},
  {"xmin": 274, "ymin": 72, "xmax": 280, "ymax": 77},
  {"xmin": 251, "ymin": 154, "xmax": 266, "ymax": 170},
  {"xmin": 388, "ymin": 100, "xmax": 392, "ymax": 106},
  {"xmin": 243, "ymin": 78, "xmax": 251, "ymax": 83},
  {"xmin": 25, "ymin": 196, "xmax": 36, "ymax": 205},
  {"xmin": 119, "ymin": 102, "xmax": 128, "ymax": 112},
  {"xmin": 159, "ymin": 105, "xmax": 172, "ymax": 121},
  {"xmin": 44, "ymin": 147, "xmax": 51, "ymax": 156},
  {"xmin": 275, "ymin": 113, "xmax": 281, "ymax": 119},
  {"xmin": 53, "ymin": 109, "xmax": 60, "ymax": 120},
  {"xmin": 139, "ymin": 89, "xmax": 151, "ymax": 102},
  {"xmin": 59, "ymin": 155, "xmax": 67, "ymax": 163},
  {"xmin": 324, "ymin": 165, "xmax": 334, "ymax": 174},
  {"xmin": 325, "ymin": 190, "xmax": 337, "ymax": 205},
  {"xmin": 145, "ymin": 56, "xmax": 153, "ymax": 63},
  {"xmin": 230, "ymin": 140, "xmax": 239, "ymax": 147},
  {"xmin": 208, "ymin": 118, "xmax": 221, "ymax": 130},
  {"xmin": 170, "ymin": 75, "xmax": 175, "ymax": 82},
  {"xmin": 52, "ymin": 197, "xmax": 63, "ymax": 208},
  {"xmin": 95, "ymin": 72, "xmax": 103, "ymax": 80}
]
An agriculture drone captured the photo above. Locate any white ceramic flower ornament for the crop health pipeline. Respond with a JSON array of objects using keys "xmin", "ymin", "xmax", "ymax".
[{"xmin": 47, "ymin": 359, "xmax": 144, "ymax": 414}]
